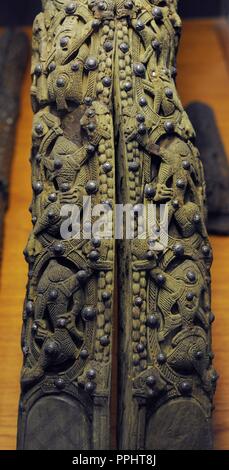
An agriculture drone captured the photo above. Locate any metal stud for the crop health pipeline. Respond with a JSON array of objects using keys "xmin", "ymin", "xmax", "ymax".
[
  {"xmin": 55, "ymin": 378, "xmax": 65, "ymax": 390},
  {"xmin": 86, "ymin": 180, "xmax": 98, "ymax": 194},
  {"xmin": 53, "ymin": 242, "xmax": 65, "ymax": 255},
  {"xmin": 81, "ymin": 306, "xmax": 97, "ymax": 321},
  {"xmin": 100, "ymin": 335, "xmax": 110, "ymax": 346},
  {"xmin": 85, "ymin": 57, "xmax": 98, "ymax": 71},
  {"xmin": 33, "ymin": 181, "xmax": 43, "ymax": 194}
]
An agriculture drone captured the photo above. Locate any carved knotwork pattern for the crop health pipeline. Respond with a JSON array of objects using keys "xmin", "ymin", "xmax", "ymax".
[{"xmin": 20, "ymin": 0, "xmax": 217, "ymax": 417}]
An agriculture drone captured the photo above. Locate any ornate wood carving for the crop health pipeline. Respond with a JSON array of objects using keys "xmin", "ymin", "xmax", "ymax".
[{"xmin": 17, "ymin": 0, "xmax": 217, "ymax": 450}]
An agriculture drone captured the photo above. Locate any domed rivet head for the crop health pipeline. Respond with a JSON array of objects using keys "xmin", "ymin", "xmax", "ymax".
[
  {"xmin": 147, "ymin": 315, "xmax": 158, "ymax": 328},
  {"xmin": 136, "ymin": 113, "xmax": 145, "ymax": 123},
  {"xmin": 35, "ymin": 153, "xmax": 41, "ymax": 164},
  {"xmin": 86, "ymin": 144, "xmax": 96, "ymax": 155},
  {"xmin": 173, "ymin": 243, "xmax": 184, "ymax": 257},
  {"xmin": 182, "ymin": 160, "xmax": 190, "ymax": 170},
  {"xmin": 179, "ymin": 381, "xmax": 192, "ymax": 395},
  {"xmin": 139, "ymin": 97, "xmax": 147, "ymax": 107},
  {"xmin": 102, "ymin": 162, "xmax": 112, "ymax": 173},
  {"xmin": 211, "ymin": 371, "xmax": 219, "ymax": 383},
  {"xmin": 87, "ymin": 369, "xmax": 96, "ymax": 380},
  {"xmin": 134, "ymin": 63, "xmax": 146, "ymax": 78},
  {"xmin": 35, "ymin": 123, "xmax": 44, "ymax": 135},
  {"xmin": 129, "ymin": 161, "xmax": 139, "ymax": 172},
  {"xmin": 120, "ymin": 42, "xmax": 129, "ymax": 53},
  {"xmin": 80, "ymin": 349, "xmax": 89, "ymax": 359},
  {"xmin": 187, "ymin": 271, "xmax": 196, "ymax": 283},
  {"xmin": 165, "ymin": 87, "xmax": 173, "ymax": 98},
  {"xmin": 124, "ymin": 1, "xmax": 133, "ymax": 9},
  {"xmin": 146, "ymin": 250, "xmax": 154, "ymax": 260},
  {"xmin": 102, "ymin": 200, "xmax": 112, "ymax": 208},
  {"xmin": 71, "ymin": 63, "xmax": 79, "ymax": 72},
  {"xmin": 92, "ymin": 19, "xmax": 100, "ymax": 29},
  {"xmin": 55, "ymin": 378, "xmax": 65, "ymax": 390},
  {"xmin": 152, "ymin": 39, "xmax": 161, "ymax": 50},
  {"xmin": 57, "ymin": 318, "xmax": 66, "ymax": 328},
  {"xmin": 87, "ymin": 122, "xmax": 96, "ymax": 132},
  {"xmin": 48, "ymin": 192, "xmax": 57, "ymax": 202},
  {"xmin": 86, "ymin": 106, "xmax": 95, "ymax": 116},
  {"xmin": 91, "ymin": 237, "xmax": 101, "ymax": 248},
  {"xmin": 152, "ymin": 7, "xmax": 163, "ymax": 22},
  {"xmin": 202, "ymin": 245, "xmax": 210, "ymax": 256},
  {"xmin": 60, "ymin": 182, "xmax": 70, "ymax": 192},
  {"xmin": 54, "ymin": 158, "xmax": 62, "ymax": 170},
  {"xmin": 85, "ymin": 57, "xmax": 98, "ymax": 71},
  {"xmin": 22, "ymin": 345, "xmax": 29, "ymax": 356},
  {"xmin": 32, "ymin": 322, "xmax": 38, "ymax": 333},
  {"xmin": 135, "ymin": 297, "xmax": 143, "ymax": 307},
  {"xmin": 81, "ymin": 306, "xmax": 97, "ymax": 321},
  {"xmin": 176, "ymin": 178, "xmax": 185, "ymax": 189},
  {"xmin": 98, "ymin": 1, "xmax": 107, "ymax": 10},
  {"xmin": 88, "ymin": 250, "xmax": 100, "ymax": 262},
  {"xmin": 136, "ymin": 21, "xmax": 145, "ymax": 31},
  {"xmin": 33, "ymin": 181, "xmax": 43, "ymax": 194},
  {"xmin": 56, "ymin": 77, "xmax": 65, "ymax": 88},
  {"xmin": 136, "ymin": 343, "xmax": 145, "ymax": 353},
  {"xmin": 100, "ymin": 335, "xmax": 110, "ymax": 347},
  {"xmin": 156, "ymin": 273, "xmax": 165, "ymax": 286},
  {"xmin": 144, "ymin": 185, "xmax": 155, "ymax": 199},
  {"xmin": 195, "ymin": 351, "xmax": 204, "ymax": 360},
  {"xmin": 193, "ymin": 213, "xmax": 201, "ymax": 224},
  {"xmin": 84, "ymin": 96, "xmax": 93, "ymax": 106},
  {"xmin": 124, "ymin": 81, "xmax": 132, "ymax": 92},
  {"xmin": 85, "ymin": 382, "xmax": 96, "ymax": 393},
  {"xmin": 34, "ymin": 64, "xmax": 42, "ymax": 76},
  {"xmin": 53, "ymin": 242, "xmax": 65, "ymax": 255},
  {"xmin": 44, "ymin": 341, "xmax": 59, "ymax": 357},
  {"xmin": 86, "ymin": 180, "xmax": 98, "ymax": 194},
  {"xmin": 102, "ymin": 76, "xmax": 112, "ymax": 87},
  {"xmin": 65, "ymin": 2, "xmax": 76, "ymax": 14},
  {"xmin": 146, "ymin": 375, "xmax": 156, "ymax": 388},
  {"xmin": 26, "ymin": 301, "xmax": 34, "ymax": 316},
  {"xmin": 76, "ymin": 270, "xmax": 88, "ymax": 282},
  {"xmin": 48, "ymin": 289, "xmax": 58, "ymax": 301},
  {"xmin": 171, "ymin": 66, "xmax": 177, "ymax": 78},
  {"xmin": 138, "ymin": 123, "xmax": 147, "ymax": 135},
  {"xmin": 186, "ymin": 291, "xmax": 195, "ymax": 301},
  {"xmin": 164, "ymin": 121, "xmax": 174, "ymax": 133},
  {"xmin": 102, "ymin": 291, "xmax": 112, "ymax": 301},
  {"xmin": 209, "ymin": 312, "xmax": 215, "ymax": 324},
  {"xmin": 172, "ymin": 199, "xmax": 179, "ymax": 209},
  {"xmin": 103, "ymin": 41, "xmax": 113, "ymax": 52},
  {"xmin": 48, "ymin": 62, "xmax": 56, "ymax": 72},
  {"xmin": 60, "ymin": 36, "xmax": 69, "ymax": 48},
  {"xmin": 133, "ymin": 358, "xmax": 140, "ymax": 366},
  {"xmin": 157, "ymin": 353, "xmax": 166, "ymax": 364}
]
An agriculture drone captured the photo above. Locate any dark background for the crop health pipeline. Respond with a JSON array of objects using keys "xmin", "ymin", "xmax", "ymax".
[{"xmin": 0, "ymin": 0, "xmax": 228, "ymax": 26}]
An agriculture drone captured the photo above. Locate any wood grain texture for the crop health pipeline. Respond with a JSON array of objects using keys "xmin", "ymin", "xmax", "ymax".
[{"xmin": 0, "ymin": 20, "xmax": 229, "ymax": 450}]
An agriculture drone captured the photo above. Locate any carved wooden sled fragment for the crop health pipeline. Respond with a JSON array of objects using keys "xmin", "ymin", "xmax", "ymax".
[{"xmin": 17, "ymin": 0, "xmax": 217, "ymax": 450}]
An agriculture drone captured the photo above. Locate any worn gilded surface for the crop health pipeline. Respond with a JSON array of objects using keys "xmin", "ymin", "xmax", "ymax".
[{"xmin": 17, "ymin": 0, "xmax": 217, "ymax": 450}]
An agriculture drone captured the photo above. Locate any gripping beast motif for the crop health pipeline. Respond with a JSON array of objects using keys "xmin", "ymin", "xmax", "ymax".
[{"xmin": 17, "ymin": 0, "xmax": 217, "ymax": 450}]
